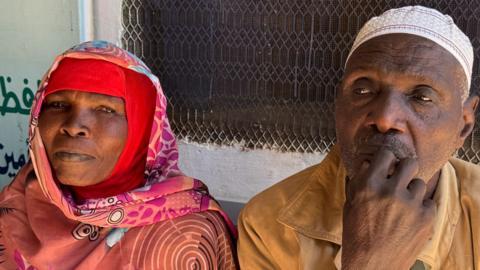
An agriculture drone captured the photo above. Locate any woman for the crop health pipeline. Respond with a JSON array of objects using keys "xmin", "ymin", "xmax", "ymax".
[{"xmin": 0, "ymin": 41, "xmax": 237, "ymax": 269}]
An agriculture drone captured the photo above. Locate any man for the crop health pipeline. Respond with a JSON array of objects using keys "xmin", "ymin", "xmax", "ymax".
[{"xmin": 238, "ymin": 6, "xmax": 479, "ymax": 270}]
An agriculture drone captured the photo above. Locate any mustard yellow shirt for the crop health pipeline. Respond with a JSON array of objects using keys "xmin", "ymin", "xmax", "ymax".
[{"xmin": 238, "ymin": 147, "xmax": 480, "ymax": 269}]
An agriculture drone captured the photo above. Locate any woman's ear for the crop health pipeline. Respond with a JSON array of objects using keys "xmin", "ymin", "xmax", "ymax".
[{"xmin": 459, "ymin": 95, "xmax": 479, "ymax": 144}]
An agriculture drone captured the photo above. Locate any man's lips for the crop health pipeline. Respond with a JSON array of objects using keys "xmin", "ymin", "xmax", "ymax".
[
  {"xmin": 356, "ymin": 145, "xmax": 406, "ymax": 161},
  {"xmin": 54, "ymin": 151, "xmax": 95, "ymax": 162},
  {"xmin": 355, "ymin": 134, "xmax": 416, "ymax": 160},
  {"xmin": 360, "ymin": 145, "xmax": 412, "ymax": 159}
]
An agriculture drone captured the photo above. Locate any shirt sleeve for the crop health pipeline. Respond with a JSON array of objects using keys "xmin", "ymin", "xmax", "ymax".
[
  {"xmin": 184, "ymin": 210, "xmax": 238, "ymax": 270},
  {"xmin": 237, "ymin": 207, "xmax": 279, "ymax": 270},
  {"xmin": 0, "ymin": 170, "xmax": 28, "ymax": 270},
  {"xmin": 0, "ymin": 230, "xmax": 10, "ymax": 269}
]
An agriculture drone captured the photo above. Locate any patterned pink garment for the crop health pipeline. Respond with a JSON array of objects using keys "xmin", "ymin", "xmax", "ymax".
[{"xmin": 0, "ymin": 41, "xmax": 237, "ymax": 269}]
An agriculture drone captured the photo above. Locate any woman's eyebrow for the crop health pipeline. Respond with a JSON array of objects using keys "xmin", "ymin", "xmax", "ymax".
[{"xmin": 92, "ymin": 94, "xmax": 124, "ymax": 105}]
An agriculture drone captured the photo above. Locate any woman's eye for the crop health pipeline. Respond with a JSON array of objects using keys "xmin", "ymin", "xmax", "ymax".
[
  {"xmin": 97, "ymin": 106, "xmax": 116, "ymax": 114},
  {"xmin": 353, "ymin": 87, "xmax": 372, "ymax": 95},
  {"xmin": 45, "ymin": 101, "xmax": 67, "ymax": 109}
]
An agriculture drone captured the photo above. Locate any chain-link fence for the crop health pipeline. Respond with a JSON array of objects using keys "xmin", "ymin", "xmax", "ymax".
[{"xmin": 122, "ymin": 0, "xmax": 480, "ymax": 163}]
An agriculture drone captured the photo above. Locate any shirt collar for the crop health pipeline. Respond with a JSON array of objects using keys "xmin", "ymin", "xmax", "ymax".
[{"xmin": 278, "ymin": 149, "xmax": 461, "ymax": 269}]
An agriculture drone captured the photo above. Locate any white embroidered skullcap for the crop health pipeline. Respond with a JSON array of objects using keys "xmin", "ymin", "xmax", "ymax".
[{"xmin": 346, "ymin": 5, "xmax": 474, "ymax": 99}]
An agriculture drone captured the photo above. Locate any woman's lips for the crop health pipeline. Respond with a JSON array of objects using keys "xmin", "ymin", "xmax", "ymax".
[{"xmin": 54, "ymin": 151, "xmax": 95, "ymax": 162}]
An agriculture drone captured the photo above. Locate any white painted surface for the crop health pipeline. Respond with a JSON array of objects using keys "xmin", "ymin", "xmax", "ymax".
[
  {"xmin": 178, "ymin": 140, "xmax": 326, "ymax": 203},
  {"xmin": 92, "ymin": 0, "xmax": 123, "ymax": 45},
  {"xmin": 0, "ymin": 0, "xmax": 79, "ymax": 187},
  {"xmin": 78, "ymin": 0, "xmax": 94, "ymax": 42}
]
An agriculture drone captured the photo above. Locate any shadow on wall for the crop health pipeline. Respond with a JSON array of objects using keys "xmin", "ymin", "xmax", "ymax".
[{"xmin": 219, "ymin": 200, "xmax": 244, "ymax": 225}]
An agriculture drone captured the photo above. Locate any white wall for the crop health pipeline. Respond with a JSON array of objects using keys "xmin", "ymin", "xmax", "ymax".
[
  {"xmin": 92, "ymin": 0, "xmax": 123, "ymax": 45},
  {"xmin": 178, "ymin": 141, "xmax": 325, "ymax": 203},
  {"xmin": 0, "ymin": 0, "xmax": 80, "ymax": 186}
]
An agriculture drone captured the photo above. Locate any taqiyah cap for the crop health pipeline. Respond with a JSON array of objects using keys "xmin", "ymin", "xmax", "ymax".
[{"xmin": 346, "ymin": 6, "xmax": 474, "ymax": 99}]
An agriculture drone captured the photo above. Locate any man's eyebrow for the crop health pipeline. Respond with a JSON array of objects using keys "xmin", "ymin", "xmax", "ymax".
[
  {"xmin": 401, "ymin": 71, "xmax": 436, "ymax": 85},
  {"xmin": 343, "ymin": 67, "xmax": 378, "ymax": 81},
  {"xmin": 347, "ymin": 66, "xmax": 438, "ymax": 86}
]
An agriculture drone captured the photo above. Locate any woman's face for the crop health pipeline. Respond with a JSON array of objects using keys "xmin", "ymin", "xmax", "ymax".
[{"xmin": 38, "ymin": 90, "xmax": 128, "ymax": 186}]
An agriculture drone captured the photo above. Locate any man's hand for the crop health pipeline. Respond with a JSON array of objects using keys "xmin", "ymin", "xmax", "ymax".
[{"xmin": 341, "ymin": 147, "xmax": 436, "ymax": 270}]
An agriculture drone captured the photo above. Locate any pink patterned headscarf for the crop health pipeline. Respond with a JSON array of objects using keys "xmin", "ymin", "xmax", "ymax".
[{"xmin": 27, "ymin": 41, "xmax": 236, "ymax": 234}]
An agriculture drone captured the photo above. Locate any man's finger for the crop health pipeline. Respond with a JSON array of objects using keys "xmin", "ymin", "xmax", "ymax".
[
  {"xmin": 407, "ymin": 178, "xmax": 427, "ymax": 200},
  {"xmin": 366, "ymin": 147, "xmax": 397, "ymax": 186},
  {"xmin": 391, "ymin": 158, "xmax": 419, "ymax": 189}
]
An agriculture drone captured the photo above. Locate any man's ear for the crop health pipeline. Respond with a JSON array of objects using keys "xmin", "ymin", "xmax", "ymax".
[{"xmin": 458, "ymin": 95, "xmax": 479, "ymax": 144}]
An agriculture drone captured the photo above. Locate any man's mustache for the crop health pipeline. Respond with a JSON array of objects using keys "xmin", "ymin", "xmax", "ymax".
[{"xmin": 354, "ymin": 133, "xmax": 417, "ymax": 160}]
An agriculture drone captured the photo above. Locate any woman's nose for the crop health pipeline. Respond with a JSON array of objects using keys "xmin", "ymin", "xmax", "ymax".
[{"xmin": 60, "ymin": 109, "xmax": 92, "ymax": 138}]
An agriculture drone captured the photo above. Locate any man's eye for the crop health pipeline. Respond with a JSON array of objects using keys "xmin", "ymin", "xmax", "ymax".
[
  {"xmin": 411, "ymin": 94, "xmax": 433, "ymax": 103},
  {"xmin": 353, "ymin": 88, "xmax": 372, "ymax": 95}
]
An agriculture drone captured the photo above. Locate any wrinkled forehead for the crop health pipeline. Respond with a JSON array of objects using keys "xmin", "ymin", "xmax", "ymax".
[{"xmin": 344, "ymin": 34, "xmax": 467, "ymax": 93}]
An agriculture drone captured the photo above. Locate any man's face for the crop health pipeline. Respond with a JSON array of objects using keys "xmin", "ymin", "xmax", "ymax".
[{"xmin": 335, "ymin": 34, "xmax": 469, "ymax": 182}]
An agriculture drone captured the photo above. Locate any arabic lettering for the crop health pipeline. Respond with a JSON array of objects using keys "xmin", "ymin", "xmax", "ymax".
[
  {"xmin": 22, "ymin": 79, "xmax": 35, "ymax": 109},
  {"xmin": 0, "ymin": 75, "xmax": 38, "ymax": 116},
  {"xmin": 0, "ymin": 143, "xmax": 26, "ymax": 177}
]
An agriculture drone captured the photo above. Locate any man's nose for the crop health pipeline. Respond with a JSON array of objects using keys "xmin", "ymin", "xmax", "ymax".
[
  {"xmin": 365, "ymin": 92, "xmax": 407, "ymax": 134},
  {"xmin": 60, "ymin": 109, "xmax": 92, "ymax": 138}
]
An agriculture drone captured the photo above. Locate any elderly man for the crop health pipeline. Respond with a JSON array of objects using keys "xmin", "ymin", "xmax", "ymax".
[{"xmin": 238, "ymin": 6, "xmax": 479, "ymax": 270}]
